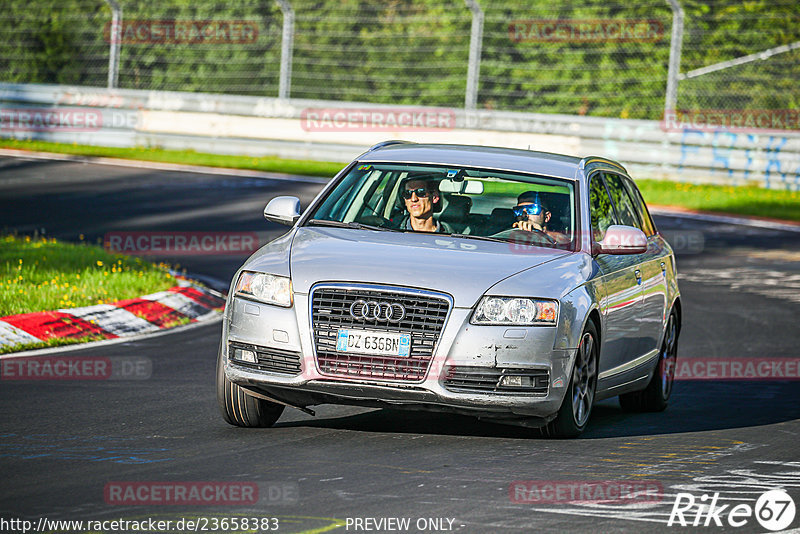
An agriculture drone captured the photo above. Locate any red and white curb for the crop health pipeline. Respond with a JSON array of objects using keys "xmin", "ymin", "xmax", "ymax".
[{"xmin": 0, "ymin": 279, "xmax": 225, "ymax": 352}]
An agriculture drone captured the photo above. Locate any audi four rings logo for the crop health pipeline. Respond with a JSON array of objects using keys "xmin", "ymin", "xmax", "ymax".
[{"xmin": 349, "ymin": 300, "xmax": 406, "ymax": 322}]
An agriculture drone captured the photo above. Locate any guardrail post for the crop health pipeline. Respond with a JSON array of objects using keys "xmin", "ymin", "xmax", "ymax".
[
  {"xmin": 275, "ymin": 0, "xmax": 295, "ymax": 99},
  {"xmin": 464, "ymin": 0, "xmax": 484, "ymax": 110},
  {"xmin": 104, "ymin": 0, "xmax": 122, "ymax": 89},
  {"xmin": 665, "ymin": 0, "xmax": 684, "ymax": 115}
]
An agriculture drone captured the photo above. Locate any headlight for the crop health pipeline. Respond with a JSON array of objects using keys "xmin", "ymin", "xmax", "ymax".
[
  {"xmin": 471, "ymin": 296, "xmax": 558, "ymax": 326},
  {"xmin": 234, "ymin": 271, "xmax": 293, "ymax": 307}
]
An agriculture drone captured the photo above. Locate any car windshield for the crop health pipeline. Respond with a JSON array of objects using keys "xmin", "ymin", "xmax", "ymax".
[{"xmin": 305, "ymin": 163, "xmax": 577, "ymax": 250}]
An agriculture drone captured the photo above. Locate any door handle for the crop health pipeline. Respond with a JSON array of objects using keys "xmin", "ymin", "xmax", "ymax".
[
  {"xmin": 660, "ymin": 261, "xmax": 667, "ymax": 277},
  {"xmin": 634, "ymin": 269, "xmax": 642, "ymax": 285}
]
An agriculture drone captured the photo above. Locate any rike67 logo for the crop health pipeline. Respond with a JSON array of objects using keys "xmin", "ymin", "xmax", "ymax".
[{"xmin": 668, "ymin": 489, "xmax": 796, "ymax": 531}]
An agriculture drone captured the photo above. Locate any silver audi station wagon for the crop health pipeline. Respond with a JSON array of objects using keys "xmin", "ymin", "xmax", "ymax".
[{"xmin": 217, "ymin": 142, "xmax": 681, "ymax": 437}]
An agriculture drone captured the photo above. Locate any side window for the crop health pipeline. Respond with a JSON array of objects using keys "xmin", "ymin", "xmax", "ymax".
[
  {"xmin": 589, "ymin": 174, "xmax": 616, "ymax": 241},
  {"xmin": 622, "ymin": 177, "xmax": 657, "ymax": 236},
  {"xmin": 604, "ymin": 173, "xmax": 642, "ymax": 230}
]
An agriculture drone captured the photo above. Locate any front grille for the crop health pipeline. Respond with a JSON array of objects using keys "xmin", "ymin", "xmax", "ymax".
[
  {"xmin": 443, "ymin": 366, "xmax": 549, "ymax": 395},
  {"xmin": 311, "ymin": 285, "xmax": 451, "ymax": 381},
  {"xmin": 229, "ymin": 342, "xmax": 302, "ymax": 375}
]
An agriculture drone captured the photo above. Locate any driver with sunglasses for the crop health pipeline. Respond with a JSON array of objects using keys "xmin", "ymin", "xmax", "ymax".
[{"xmin": 400, "ymin": 179, "xmax": 453, "ymax": 233}]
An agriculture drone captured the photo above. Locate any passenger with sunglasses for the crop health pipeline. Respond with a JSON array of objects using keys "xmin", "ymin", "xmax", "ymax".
[
  {"xmin": 400, "ymin": 179, "xmax": 453, "ymax": 233},
  {"xmin": 511, "ymin": 191, "xmax": 566, "ymax": 243}
]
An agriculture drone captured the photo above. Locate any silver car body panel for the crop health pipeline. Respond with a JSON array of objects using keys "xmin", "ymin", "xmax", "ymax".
[{"xmin": 288, "ymin": 227, "xmax": 570, "ymax": 305}]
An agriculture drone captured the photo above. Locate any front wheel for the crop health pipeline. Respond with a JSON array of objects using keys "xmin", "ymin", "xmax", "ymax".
[
  {"xmin": 619, "ymin": 311, "xmax": 679, "ymax": 412},
  {"xmin": 216, "ymin": 346, "xmax": 284, "ymax": 427},
  {"xmin": 543, "ymin": 321, "xmax": 598, "ymax": 438}
]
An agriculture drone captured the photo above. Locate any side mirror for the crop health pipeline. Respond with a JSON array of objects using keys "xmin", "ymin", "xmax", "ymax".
[
  {"xmin": 264, "ymin": 196, "xmax": 301, "ymax": 226},
  {"xmin": 594, "ymin": 225, "xmax": 647, "ymax": 255}
]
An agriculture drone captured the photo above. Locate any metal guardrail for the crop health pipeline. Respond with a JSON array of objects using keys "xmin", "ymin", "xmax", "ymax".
[{"xmin": 1, "ymin": 82, "xmax": 799, "ymax": 189}]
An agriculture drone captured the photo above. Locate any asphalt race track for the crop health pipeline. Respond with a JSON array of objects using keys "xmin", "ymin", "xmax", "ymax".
[{"xmin": 1, "ymin": 154, "xmax": 799, "ymax": 534}]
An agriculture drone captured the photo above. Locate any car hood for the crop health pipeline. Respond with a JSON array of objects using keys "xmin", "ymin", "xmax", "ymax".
[{"xmin": 277, "ymin": 227, "xmax": 570, "ymax": 306}]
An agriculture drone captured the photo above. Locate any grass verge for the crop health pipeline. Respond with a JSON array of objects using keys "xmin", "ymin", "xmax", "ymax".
[
  {"xmin": 0, "ymin": 335, "xmax": 107, "ymax": 355},
  {"xmin": 2, "ymin": 139, "xmax": 799, "ymax": 222},
  {"xmin": 0, "ymin": 234, "xmax": 177, "ymax": 317},
  {"xmin": 0, "ymin": 138, "xmax": 344, "ymax": 178},
  {"xmin": 636, "ymin": 180, "xmax": 800, "ymax": 223}
]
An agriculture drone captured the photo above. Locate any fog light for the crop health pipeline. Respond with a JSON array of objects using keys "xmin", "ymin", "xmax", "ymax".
[
  {"xmin": 233, "ymin": 348, "xmax": 257, "ymax": 363},
  {"xmin": 499, "ymin": 375, "xmax": 534, "ymax": 387}
]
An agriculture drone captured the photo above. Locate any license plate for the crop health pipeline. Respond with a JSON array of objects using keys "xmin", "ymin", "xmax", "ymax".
[{"xmin": 336, "ymin": 329, "xmax": 411, "ymax": 358}]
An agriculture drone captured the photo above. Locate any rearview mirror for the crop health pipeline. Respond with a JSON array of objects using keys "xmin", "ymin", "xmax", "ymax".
[
  {"xmin": 438, "ymin": 179, "xmax": 484, "ymax": 195},
  {"xmin": 594, "ymin": 225, "xmax": 647, "ymax": 255},
  {"xmin": 264, "ymin": 196, "xmax": 301, "ymax": 226}
]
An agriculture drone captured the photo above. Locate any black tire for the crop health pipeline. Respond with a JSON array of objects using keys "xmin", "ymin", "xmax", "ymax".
[
  {"xmin": 543, "ymin": 321, "xmax": 599, "ymax": 438},
  {"xmin": 216, "ymin": 346, "xmax": 284, "ymax": 427},
  {"xmin": 619, "ymin": 311, "xmax": 679, "ymax": 413}
]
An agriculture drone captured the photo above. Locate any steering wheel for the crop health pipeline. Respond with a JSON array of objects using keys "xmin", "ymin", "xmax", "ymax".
[{"xmin": 490, "ymin": 227, "xmax": 557, "ymax": 246}]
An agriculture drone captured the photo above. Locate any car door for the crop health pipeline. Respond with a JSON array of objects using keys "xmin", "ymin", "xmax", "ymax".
[
  {"xmin": 620, "ymin": 174, "xmax": 670, "ymax": 354},
  {"xmin": 588, "ymin": 172, "xmax": 643, "ymax": 376}
]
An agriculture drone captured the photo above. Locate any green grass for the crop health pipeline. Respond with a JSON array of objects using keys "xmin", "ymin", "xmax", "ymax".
[
  {"xmin": 0, "ymin": 138, "xmax": 344, "ymax": 178},
  {"xmin": 636, "ymin": 180, "xmax": 800, "ymax": 222},
  {"xmin": 3, "ymin": 139, "xmax": 799, "ymax": 222},
  {"xmin": 0, "ymin": 335, "xmax": 107, "ymax": 355},
  {"xmin": 0, "ymin": 234, "xmax": 178, "ymax": 317}
]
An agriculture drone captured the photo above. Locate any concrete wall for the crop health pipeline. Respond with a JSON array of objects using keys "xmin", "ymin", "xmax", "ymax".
[{"xmin": 2, "ymin": 83, "xmax": 799, "ymax": 188}]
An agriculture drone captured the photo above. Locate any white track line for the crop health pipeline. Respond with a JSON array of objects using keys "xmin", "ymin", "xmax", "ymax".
[
  {"xmin": 650, "ymin": 207, "xmax": 800, "ymax": 233},
  {"xmin": 0, "ymin": 148, "xmax": 330, "ymax": 184}
]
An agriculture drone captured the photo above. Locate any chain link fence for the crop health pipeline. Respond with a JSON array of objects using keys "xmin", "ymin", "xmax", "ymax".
[
  {"xmin": 1, "ymin": 0, "xmax": 798, "ymax": 120},
  {"xmin": 677, "ymin": 1, "xmax": 800, "ymax": 113}
]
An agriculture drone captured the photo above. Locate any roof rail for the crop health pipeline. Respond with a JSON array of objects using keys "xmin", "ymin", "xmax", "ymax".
[
  {"xmin": 367, "ymin": 140, "xmax": 413, "ymax": 152},
  {"xmin": 579, "ymin": 156, "xmax": 628, "ymax": 173}
]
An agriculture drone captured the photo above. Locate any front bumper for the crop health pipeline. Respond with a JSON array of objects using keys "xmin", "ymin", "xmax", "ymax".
[{"xmin": 222, "ymin": 290, "xmax": 577, "ymax": 422}]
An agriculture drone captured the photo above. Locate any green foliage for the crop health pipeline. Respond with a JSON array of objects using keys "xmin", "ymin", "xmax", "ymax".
[
  {"xmin": 0, "ymin": 234, "xmax": 177, "ymax": 316},
  {"xmin": 0, "ymin": 0, "xmax": 798, "ymax": 116}
]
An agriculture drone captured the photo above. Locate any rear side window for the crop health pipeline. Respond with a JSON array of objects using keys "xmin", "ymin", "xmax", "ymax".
[
  {"xmin": 622, "ymin": 177, "xmax": 657, "ymax": 236},
  {"xmin": 603, "ymin": 173, "xmax": 642, "ymax": 230},
  {"xmin": 588, "ymin": 174, "xmax": 615, "ymax": 241}
]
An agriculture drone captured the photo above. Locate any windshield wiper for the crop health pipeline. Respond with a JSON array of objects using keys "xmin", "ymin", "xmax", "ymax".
[
  {"xmin": 447, "ymin": 233, "xmax": 507, "ymax": 243},
  {"xmin": 306, "ymin": 219, "xmax": 400, "ymax": 232}
]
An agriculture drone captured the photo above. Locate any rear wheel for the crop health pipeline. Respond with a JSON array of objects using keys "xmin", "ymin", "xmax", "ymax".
[
  {"xmin": 216, "ymin": 346, "xmax": 284, "ymax": 427},
  {"xmin": 543, "ymin": 321, "xmax": 598, "ymax": 438},
  {"xmin": 619, "ymin": 311, "xmax": 678, "ymax": 412}
]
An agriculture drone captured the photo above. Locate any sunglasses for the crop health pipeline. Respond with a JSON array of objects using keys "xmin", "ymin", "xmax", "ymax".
[
  {"xmin": 402, "ymin": 187, "xmax": 430, "ymax": 199},
  {"xmin": 513, "ymin": 203, "xmax": 543, "ymax": 218}
]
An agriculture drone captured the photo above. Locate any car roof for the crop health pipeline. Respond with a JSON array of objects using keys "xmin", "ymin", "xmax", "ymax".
[{"xmin": 357, "ymin": 142, "xmax": 627, "ymax": 181}]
